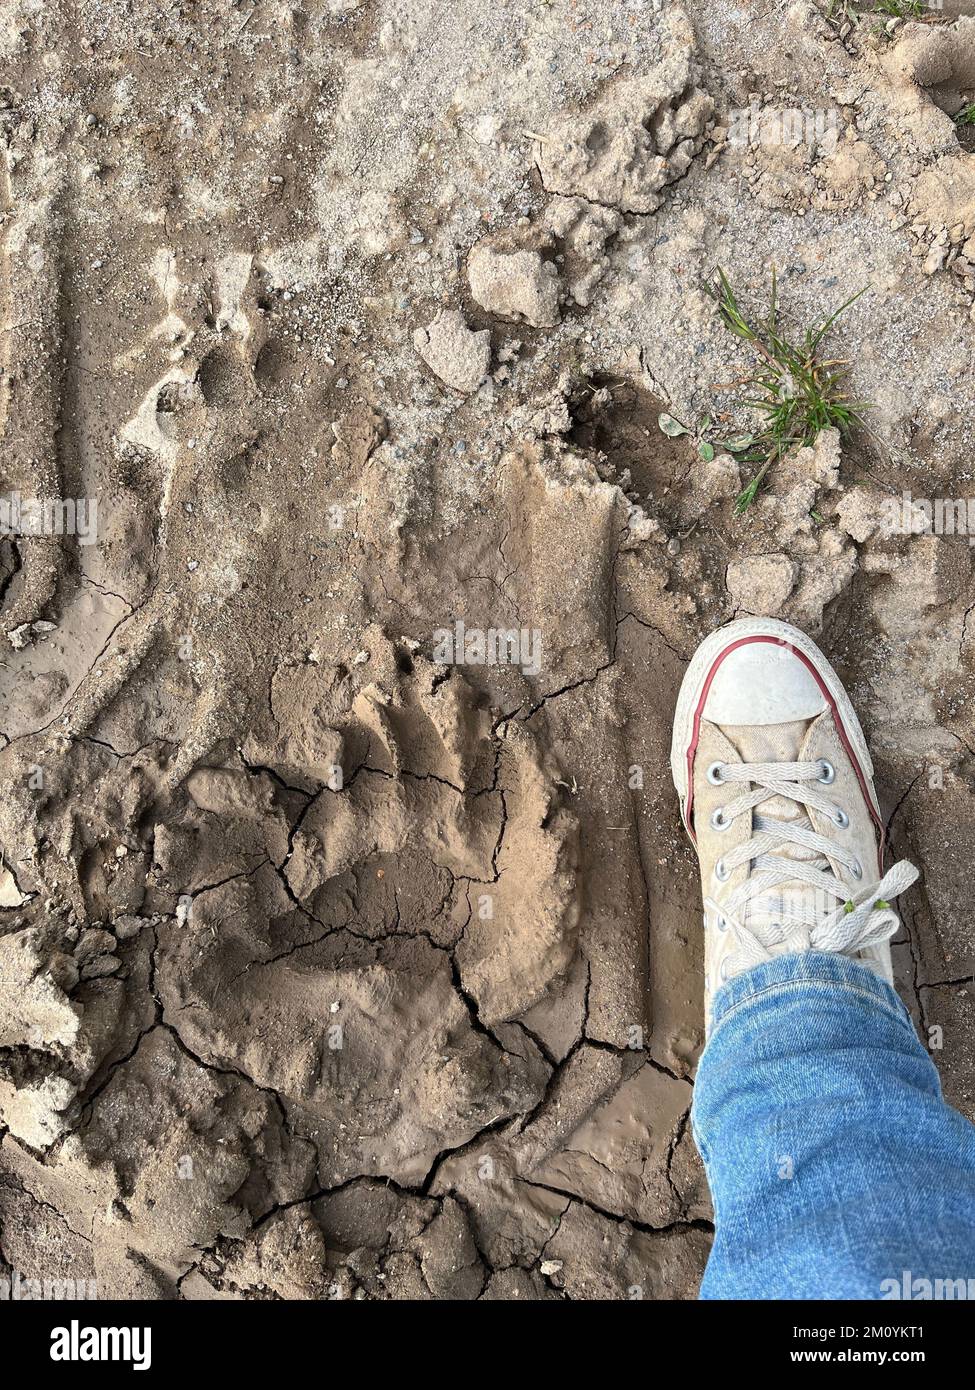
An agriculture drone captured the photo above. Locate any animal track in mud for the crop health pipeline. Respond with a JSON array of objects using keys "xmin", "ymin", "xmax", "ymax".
[{"xmin": 151, "ymin": 637, "xmax": 584, "ymax": 1180}]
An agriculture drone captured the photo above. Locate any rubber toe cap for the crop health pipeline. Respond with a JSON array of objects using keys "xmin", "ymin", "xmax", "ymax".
[{"xmin": 702, "ymin": 638, "xmax": 828, "ymax": 726}]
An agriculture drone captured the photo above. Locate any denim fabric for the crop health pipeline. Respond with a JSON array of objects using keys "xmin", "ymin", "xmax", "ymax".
[{"xmin": 692, "ymin": 951, "xmax": 975, "ymax": 1299}]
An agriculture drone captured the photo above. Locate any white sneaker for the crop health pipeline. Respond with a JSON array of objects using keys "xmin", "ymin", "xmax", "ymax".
[{"xmin": 670, "ymin": 618, "xmax": 919, "ymax": 1021}]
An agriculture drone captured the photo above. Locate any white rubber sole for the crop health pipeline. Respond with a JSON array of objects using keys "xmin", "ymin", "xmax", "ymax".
[{"xmin": 670, "ymin": 617, "xmax": 881, "ymax": 836}]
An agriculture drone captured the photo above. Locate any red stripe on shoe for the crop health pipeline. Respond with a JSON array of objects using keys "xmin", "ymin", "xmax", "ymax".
[{"xmin": 683, "ymin": 634, "xmax": 885, "ymax": 870}]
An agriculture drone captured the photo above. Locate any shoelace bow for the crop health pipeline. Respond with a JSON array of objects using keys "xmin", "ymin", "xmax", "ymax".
[{"xmin": 702, "ymin": 759, "xmax": 919, "ymax": 978}]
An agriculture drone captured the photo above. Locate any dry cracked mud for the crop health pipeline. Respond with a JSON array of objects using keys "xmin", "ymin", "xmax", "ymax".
[{"xmin": 0, "ymin": 0, "xmax": 974, "ymax": 1301}]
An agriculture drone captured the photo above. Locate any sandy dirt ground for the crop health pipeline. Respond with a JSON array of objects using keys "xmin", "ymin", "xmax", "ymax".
[{"xmin": 1, "ymin": 0, "xmax": 974, "ymax": 1301}]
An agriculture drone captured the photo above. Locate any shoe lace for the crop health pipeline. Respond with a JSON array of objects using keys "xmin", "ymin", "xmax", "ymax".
[{"xmin": 702, "ymin": 759, "xmax": 919, "ymax": 978}]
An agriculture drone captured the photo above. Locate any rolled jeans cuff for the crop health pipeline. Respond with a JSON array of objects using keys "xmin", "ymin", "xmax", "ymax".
[{"xmin": 706, "ymin": 950, "xmax": 916, "ymax": 1047}]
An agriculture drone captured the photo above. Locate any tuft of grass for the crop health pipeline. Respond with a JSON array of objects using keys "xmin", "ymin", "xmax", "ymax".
[
  {"xmin": 954, "ymin": 102, "xmax": 975, "ymax": 128},
  {"xmin": 871, "ymin": 0, "xmax": 925, "ymax": 16},
  {"xmin": 703, "ymin": 267, "xmax": 870, "ymax": 514},
  {"xmin": 826, "ymin": 0, "xmax": 939, "ymax": 25}
]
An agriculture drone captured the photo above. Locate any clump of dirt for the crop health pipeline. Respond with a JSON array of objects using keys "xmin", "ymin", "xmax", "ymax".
[{"xmin": 1, "ymin": 0, "xmax": 973, "ymax": 1300}]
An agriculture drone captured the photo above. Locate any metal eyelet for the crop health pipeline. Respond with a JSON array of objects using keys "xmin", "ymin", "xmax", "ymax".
[
  {"xmin": 710, "ymin": 807, "xmax": 730, "ymax": 832},
  {"xmin": 833, "ymin": 808, "xmax": 849, "ymax": 829},
  {"xmin": 715, "ymin": 914, "xmax": 728, "ymax": 933},
  {"xmin": 850, "ymin": 858, "xmax": 862, "ymax": 881},
  {"xmin": 715, "ymin": 858, "xmax": 730, "ymax": 882},
  {"xmin": 817, "ymin": 759, "xmax": 835, "ymax": 784},
  {"xmin": 706, "ymin": 762, "xmax": 725, "ymax": 785}
]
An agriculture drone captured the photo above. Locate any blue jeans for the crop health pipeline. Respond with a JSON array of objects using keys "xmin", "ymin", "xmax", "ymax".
[{"xmin": 692, "ymin": 952, "xmax": 975, "ymax": 1299}]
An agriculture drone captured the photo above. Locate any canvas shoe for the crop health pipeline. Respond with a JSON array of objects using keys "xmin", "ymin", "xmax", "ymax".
[{"xmin": 670, "ymin": 617, "xmax": 919, "ymax": 1024}]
